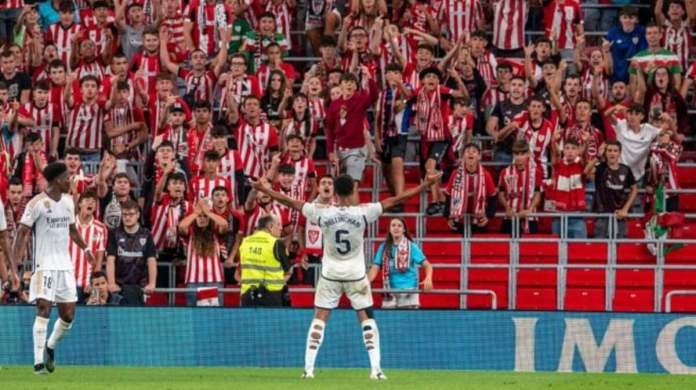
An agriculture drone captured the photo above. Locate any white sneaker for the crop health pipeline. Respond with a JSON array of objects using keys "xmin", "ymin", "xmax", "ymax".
[
  {"xmin": 370, "ymin": 371, "xmax": 387, "ymax": 380},
  {"xmin": 301, "ymin": 370, "xmax": 314, "ymax": 379}
]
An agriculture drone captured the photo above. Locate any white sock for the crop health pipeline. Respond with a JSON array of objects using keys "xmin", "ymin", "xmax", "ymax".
[
  {"xmin": 47, "ymin": 318, "xmax": 72, "ymax": 350},
  {"xmin": 33, "ymin": 317, "xmax": 49, "ymax": 365},
  {"xmin": 304, "ymin": 319, "xmax": 325, "ymax": 373},
  {"xmin": 361, "ymin": 319, "xmax": 381, "ymax": 373}
]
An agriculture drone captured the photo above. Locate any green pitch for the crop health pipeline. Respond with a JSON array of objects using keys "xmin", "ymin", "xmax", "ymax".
[{"xmin": 3, "ymin": 366, "xmax": 696, "ymax": 389}]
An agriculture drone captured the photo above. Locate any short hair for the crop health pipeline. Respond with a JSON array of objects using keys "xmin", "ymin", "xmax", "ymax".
[
  {"xmin": 604, "ymin": 140, "xmax": 622, "ymax": 151},
  {"xmin": 64, "ymin": 147, "xmax": 81, "ymax": 157},
  {"xmin": 167, "ymin": 172, "xmax": 187, "ymax": 184},
  {"xmin": 35, "ymin": 79, "xmax": 51, "ymax": 91},
  {"xmin": 565, "ymin": 138, "xmax": 580, "ymax": 147},
  {"xmin": 285, "ymin": 134, "xmax": 304, "ymax": 144},
  {"xmin": 0, "ymin": 81, "xmax": 7, "ymax": 90},
  {"xmin": 470, "ymin": 30, "xmax": 487, "ymax": 41},
  {"xmin": 527, "ymin": 95, "xmax": 546, "ymax": 106},
  {"xmin": 143, "ymin": 25, "xmax": 159, "ymax": 37},
  {"xmin": 113, "ymin": 172, "xmax": 131, "ymax": 183},
  {"xmin": 78, "ymin": 189, "xmax": 99, "ymax": 204},
  {"xmin": 319, "ymin": 35, "xmax": 337, "ymax": 47},
  {"xmin": 419, "ymin": 66, "xmax": 442, "ymax": 81},
  {"xmin": 340, "ymin": 72, "xmax": 358, "ymax": 85},
  {"xmin": 211, "ymin": 186, "xmax": 229, "ymax": 197},
  {"xmin": 619, "ymin": 6, "xmax": 638, "ymax": 18},
  {"xmin": 48, "ymin": 59, "xmax": 66, "ymax": 71},
  {"xmin": 256, "ymin": 215, "xmax": 277, "ymax": 230},
  {"xmin": 80, "ymin": 75, "xmax": 100, "ymax": 86},
  {"xmin": 628, "ymin": 103, "xmax": 645, "ymax": 114},
  {"xmin": 535, "ymin": 36, "xmax": 552, "ymax": 46},
  {"xmin": 203, "ymin": 150, "xmax": 220, "ymax": 161},
  {"xmin": 452, "ymin": 97, "xmax": 469, "ymax": 107},
  {"xmin": 385, "ymin": 63, "xmax": 403, "ymax": 73},
  {"xmin": 90, "ymin": 271, "xmax": 107, "ymax": 283},
  {"xmin": 121, "ymin": 199, "xmax": 140, "ymax": 212},
  {"xmin": 265, "ymin": 42, "xmax": 281, "ymax": 52},
  {"xmin": 8, "ymin": 176, "xmax": 22, "ymax": 187},
  {"xmin": 258, "ymin": 11, "xmax": 276, "ymax": 21},
  {"xmin": 575, "ymin": 98, "xmax": 592, "ymax": 108},
  {"xmin": 416, "ymin": 44, "xmax": 435, "ymax": 55},
  {"xmin": 278, "ymin": 164, "xmax": 295, "ymax": 175},
  {"xmin": 512, "ymin": 139, "xmax": 530, "ymax": 153},
  {"xmin": 510, "ymin": 75, "xmax": 527, "ymax": 84},
  {"xmin": 43, "ymin": 162, "xmax": 68, "ymax": 182},
  {"xmin": 156, "ymin": 72, "xmax": 175, "ymax": 82},
  {"xmin": 157, "ymin": 140, "xmax": 174, "ymax": 151},
  {"xmin": 192, "ymin": 100, "xmax": 212, "ymax": 111},
  {"xmin": 25, "ymin": 132, "xmax": 42, "ymax": 143},
  {"xmin": 211, "ymin": 125, "xmax": 229, "ymax": 138},
  {"xmin": 116, "ymin": 80, "xmax": 130, "ymax": 91},
  {"xmin": 334, "ymin": 175, "xmax": 354, "ymax": 197},
  {"xmin": 463, "ymin": 143, "xmax": 481, "ymax": 153},
  {"xmin": 1, "ymin": 49, "xmax": 13, "ymax": 59},
  {"xmin": 58, "ymin": 0, "xmax": 75, "ymax": 13},
  {"xmin": 92, "ymin": 0, "xmax": 108, "ymax": 9},
  {"xmin": 242, "ymin": 95, "xmax": 260, "ymax": 105}
]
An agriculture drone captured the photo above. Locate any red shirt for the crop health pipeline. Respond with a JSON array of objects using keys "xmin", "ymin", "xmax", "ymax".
[{"xmin": 325, "ymin": 80, "xmax": 378, "ymax": 153}]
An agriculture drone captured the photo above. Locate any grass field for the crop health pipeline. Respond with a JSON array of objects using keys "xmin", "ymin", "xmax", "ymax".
[{"xmin": 3, "ymin": 366, "xmax": 696, "ymax": 390}]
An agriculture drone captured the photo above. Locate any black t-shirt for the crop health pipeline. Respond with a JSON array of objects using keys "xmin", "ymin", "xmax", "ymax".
[
  {"xmin": 491, "ymin": 99, "xmax": 526, "ymax": 153},
  {"xmin": 593, "ymin": 162, "xmax": 636, "ymax": 212},
  {"xmin": 107, "ymin": 226, "xmax": 157, "ymax": 286},
  {"xmin": 0, "ymin": 72, "xmax": 31, "ymax": 102}
]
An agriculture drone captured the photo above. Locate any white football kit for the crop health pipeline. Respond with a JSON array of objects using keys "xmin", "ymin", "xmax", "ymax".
[
  {"xmin": 21, "ymin": 193, "xmax": 78, "ymax": 303},
  {"xmin": 301, "ymin": 202, "xmax": 383, "ymax": 310}
]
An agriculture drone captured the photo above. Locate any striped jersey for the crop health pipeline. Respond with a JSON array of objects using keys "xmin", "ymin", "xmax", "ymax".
[{"xmin": 69, "ymin": 217, "xmax": 107, "ymax": 287}]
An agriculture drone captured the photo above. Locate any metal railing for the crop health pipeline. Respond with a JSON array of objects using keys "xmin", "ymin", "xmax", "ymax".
[
  {"xmin": 665, "ymin": 290, "xmax": 696, "ymax": 313},
  {"xmin": 151, "ymin": 286, "xmax": 498, "ymax": 310}
]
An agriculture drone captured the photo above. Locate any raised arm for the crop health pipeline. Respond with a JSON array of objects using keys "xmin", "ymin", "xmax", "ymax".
[
  {"xmin": 380, "ymin": 171, "xmax": 442, "ymax": 211},
  {"xmin": 251, "ymin": 178, "xmax": 306, "ymax": 211}
]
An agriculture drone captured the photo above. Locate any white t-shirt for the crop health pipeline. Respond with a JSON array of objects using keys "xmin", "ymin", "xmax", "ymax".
[
  {"xmin": 0, "ymin": 199, "xmax": 6, "ymax": 231},
  {"xmin": 615, "ymin": 119, "xmax": 660, "ymax": 181},
  {"xmin": 20, "ymin": 193, "xmax": 75, "ymax": 271},
  {"xmin": 302, "ymin": 202, "xmax": 383, "ymax": 281}
]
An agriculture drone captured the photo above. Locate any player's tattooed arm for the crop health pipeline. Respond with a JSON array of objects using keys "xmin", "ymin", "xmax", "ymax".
[
  {"xmin": 380, "ymin": 171, "xmax": 443, "ymax": 211},
  {"xmin": 250, "ymin": 178, "xmax": 305, "ymax": 211}
]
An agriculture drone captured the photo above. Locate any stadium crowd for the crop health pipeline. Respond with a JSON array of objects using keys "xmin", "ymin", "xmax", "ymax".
[{"xmin": 0, "ymin": 0, "xmax": 692, "ymax": 306}]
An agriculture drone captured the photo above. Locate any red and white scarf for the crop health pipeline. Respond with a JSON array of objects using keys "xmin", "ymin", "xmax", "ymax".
[
  {"xmin": 449, "ymin": 165, "xmax": 487, "ymax": 220},
  {"xmin": 416, "ymin": 88, "xmax": 445, "ymax": 141},
  {"xmin": 549, "ymin": 159, "xmax": 586, "ymax": 212},
  {"xmin": 501, "ymin": 161, "xmax": 537, "ymax": 232},
  {"xmin": 382, "ymin": 238, "xmax": 412, "ymax": 289},
  {"xmin": 649, "ymin": 141, "xmax": 682, "ymax": 190}
]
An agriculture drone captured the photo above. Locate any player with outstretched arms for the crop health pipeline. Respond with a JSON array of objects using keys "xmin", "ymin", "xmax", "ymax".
[
  {"xmin": 13, "ymin": 162, "xmax": 94, "ymax": 374},
  {"xmin": 252, "ymin": 171, "xmax": 442, "ymax": 380}
]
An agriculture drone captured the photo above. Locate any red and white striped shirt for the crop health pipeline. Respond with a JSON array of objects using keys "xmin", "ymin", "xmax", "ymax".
[
  {"xmin": 449, "ymin": 113, "xmax": 474, "ymax": 158},
  {"xmin": 161, "ymin": 13, "xmax": 186, "ymax": 47},
  {"xmin": 266, "ymin": 1, "xmax": 294, "ymax": 50},
  {"xmin": 481, "ymin": 86, "xmax": 509, "ymax": 116},
  {"xmin": 475, "ymin": 51, "xmax": 498, "ymax": 88},
  {"xmin": 45, "ymin": 23, "xmax": 83, "ymax": 72},
  {"xmin": 0, "ymin": 0, "xmax": 24, "ymax": 9},
  {"xmin": 184, "ymin": 231, "xmax": 224, "ymax": 284},
  {"xmin": 130, "ymin": 51, "xmax": 161, "ymax": 95},
  {"xmin": 18, "ymin": 102, "xmax": 61, "ymax": 154},
  {"xmin": 492, "ymin": 0, "xmax": 526, "ymax": 50},
  {"xmin": 281, "ymin": 154, "xmax": 317, "ymax": 201},
  {"xmin": 66, "ymin": 101, "xmax": 106, "ymax": 151},
  {"xmin": 236, "ymin": 120, "xmax": 279, "ymax": 179},
  {"xmin": 580, "ymin": 67, "xmax": 608, "ymax": 101},
  {"xmin": 69, "ymin": 217, "xmax": 107, "ymax": 288},
  {"xmin": 150, "ymin": 195, "xmax": 191, "ymax": 250},
  {"xmin": 217, "ymin": 148, "xmax": 243, "ymax": 205},
  {"xmin": 308, "ymin": 97, "xmax": 325, "ymax": 125},
  {"xmin": 190, "ymin": 175, "xmax": 232, "ymax": 202},
  {"xmin": 74, "ymin": 60, "xmax": 107, "ymax": 82},
  {"xmin": 663, "ymin": 20, "xmax": 692, "ymax": 74},
  {"xmin": 179, "ymin": 68, "xmax": 217, "ymax": 104},
  {"xmin": 84, "ymin": 25, "xmax": 111, "ymax": 54},
  {"xmin": 219, "ymin": 74, "xmax": 262, "ymax": 112},
  {"xmin": 543, "ymin": 0, "xmax": 582, "ymax": 50},
  {"xmin": 105, "ymin": 102, "xmax": 145, "ymax": 157},
  {"xmin": 438, "ymin": 0, "xmax": 484, "ymax": 43},
  {"xmin": 185, "ymin": 0, "xmax": 220, "ymax": 56},
  {"xmin": 244, "ymin": 203, "xmax": 288, "ymax": 236}
]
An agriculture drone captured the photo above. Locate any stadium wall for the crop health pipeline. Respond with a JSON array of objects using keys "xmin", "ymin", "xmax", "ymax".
[{"xmin": 1, "ymin": 307, "xmax": 696, "ymax": 374}]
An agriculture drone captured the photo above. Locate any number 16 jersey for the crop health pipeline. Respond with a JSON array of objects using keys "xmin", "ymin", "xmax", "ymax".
[{"xmin": 301, "ymin": 202, "xmax": 383, "ymax": 281}]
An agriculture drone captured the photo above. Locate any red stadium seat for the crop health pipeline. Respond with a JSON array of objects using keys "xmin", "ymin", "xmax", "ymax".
[
  {"xmin": 663, "ymin": 269, "xmax": 696, "ymax": 312},
  {"xmin": 665, "ymin": 244, "xmax": 696, "ymax": 264},
  {"xmin": 516, "ymin": 287, "xmax": 556, "ymax": 310},
  {"xmin": 613, "ymin": 287, "xmax": 654, "ymax": 312},
  {"xmin": 564, "ymin": 288, "xmax": 605, "ymax": 311},
  {"xmin": 467, "ymin": 268, "xmax": 508, "ymax": 309},
  {"xmin": 519, "ymin": 237, "xmax": 558, "ymax": 264},
  {"xmin": 616, "ymin": 243, "xmax": 655, "ymax": 264},
  {"xmin": 567, "ymin": 243, "xmax": 608, "ymax": 264}
]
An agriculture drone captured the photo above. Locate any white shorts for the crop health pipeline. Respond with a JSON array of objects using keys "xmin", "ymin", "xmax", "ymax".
[
  {"xmin": 315, "ymin": 276, "xmax": 373, "ymax": 310},
  {"xmin": 382, "ymin": 293, "xmax": 420, "ymax": 309},
  {"xmin": 29, "ymin": 270, "xmax": 78, "ymax": 304}
]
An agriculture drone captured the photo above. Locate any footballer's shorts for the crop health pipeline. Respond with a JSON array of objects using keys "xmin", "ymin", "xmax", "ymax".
[
  {"xmin": 314, "ymin": 275, "xmax": 373, "ymax": 310},
  {"xmin": 29, "ymin": 270, "xmax": 78, "ymax": 304}
]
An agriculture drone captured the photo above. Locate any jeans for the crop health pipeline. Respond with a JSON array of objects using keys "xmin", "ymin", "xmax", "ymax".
[
  {"xmin": 0, "ymin": 8, "xmax": 21, "ymax": 43},
  {"xmin": 186, "ymin": 282, "xmax": 224, "ymax": 306},
  {"xmin": 552, "ymin": 217, "xmax": 587, "ymax": 238},
  {"xmin": 594, "ymin": 217, "xmax": 627, "ymax": 239},
  {"xmin": 584, "ymin": 0, "xmax": 618, "ymax": 33}
]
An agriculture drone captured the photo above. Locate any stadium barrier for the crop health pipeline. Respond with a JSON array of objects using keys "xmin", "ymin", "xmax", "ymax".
[{"xmin": 2, "ymin": 305, "xmax": 696, "ymax": 373}]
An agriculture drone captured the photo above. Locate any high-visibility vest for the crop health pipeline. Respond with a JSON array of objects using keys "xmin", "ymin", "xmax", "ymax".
[{"xmin": 239, "ymin": 230, "xmax": 285, "ymax": 294}]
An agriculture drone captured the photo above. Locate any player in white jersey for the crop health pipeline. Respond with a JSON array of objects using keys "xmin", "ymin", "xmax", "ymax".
[
  {"xmin": 252, "ymin": 171, "xmax": 442, "ymax": 380},
  {"xmin": 0, "ymin": 198, "xmax": 18, "ymax": 291},
  {"xmin": 13, "ymin": 162, "xmax": 93, "ymax": 375}
]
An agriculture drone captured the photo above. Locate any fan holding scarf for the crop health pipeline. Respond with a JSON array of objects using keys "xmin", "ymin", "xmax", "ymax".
[
  {"xmin": 444, "ymin": 143, "xmax": 497, "ymax": 232},
  {"xmin": 368, "ymin": 218, "xmax": 433, "ymax": 309},
  {"xmin": 498, "ymin": 140, "xmax": 543, "ymax": 234}
]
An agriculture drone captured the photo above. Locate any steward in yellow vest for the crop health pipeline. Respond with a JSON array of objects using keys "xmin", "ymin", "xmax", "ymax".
[{"xmin": 239, "ymin": 215, "xmax": 291, "ymax": 306}]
